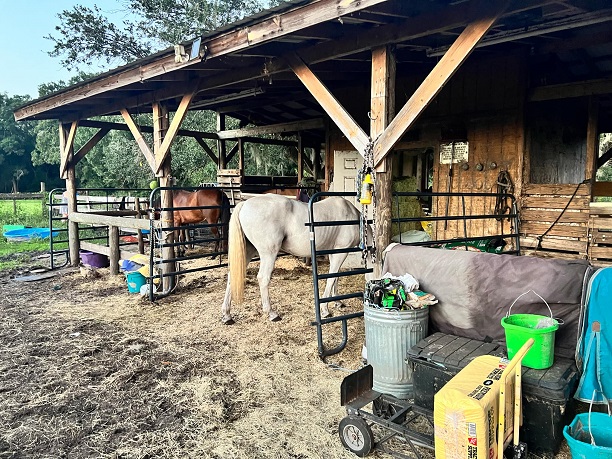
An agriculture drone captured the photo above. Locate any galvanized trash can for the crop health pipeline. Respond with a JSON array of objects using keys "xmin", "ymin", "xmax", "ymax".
[{"xmin": 364, "ymin": 305, "xmax": 429, "ymax": 399}]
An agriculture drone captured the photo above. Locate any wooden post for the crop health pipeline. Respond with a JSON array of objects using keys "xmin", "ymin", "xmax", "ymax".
[
  {"xmin": 586, "ymin": 96, "xmax": 599, "ymax": 186},
  {"xmin": 297, "ymin": 133, "xmax": 304, "ymax": 182},
  {"xmin": 217, "ymin": 112, "xmax": 227, "ymax": 169},
  {"xmin": 153, "ymin": 102, "xmax": 176, "ymax": 292},
  {"xmin": 60, "ymin": 123, "xmax": 80, "ymax": 267},
  {"xmin": 109, "ymin": 225, "xmax": 120, "ymax": 275},
  {"xmin": 372, "ymin": 46, "xmax": 396, "ymax": 276}
]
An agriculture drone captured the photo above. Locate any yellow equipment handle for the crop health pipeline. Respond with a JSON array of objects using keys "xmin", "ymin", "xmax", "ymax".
[{"xmin": 497, "ymin": 338, "xmax": 535, "ymax": 456}]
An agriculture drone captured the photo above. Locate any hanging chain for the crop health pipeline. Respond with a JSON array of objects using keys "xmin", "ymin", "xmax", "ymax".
[{"xmin": 359, "ymin": 141, "xmax": 377, "ymax": 267}]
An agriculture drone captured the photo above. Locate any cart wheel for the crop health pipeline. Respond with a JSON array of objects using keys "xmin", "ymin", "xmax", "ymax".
[{"xmin": 339, "ymin": 416, "xmax": 374, "ymax": 457}]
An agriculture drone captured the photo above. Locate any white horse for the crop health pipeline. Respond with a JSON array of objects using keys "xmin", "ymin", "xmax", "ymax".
[{"xmin": 221, "ymin": 194, "xmax": 362, "ymax": 324}]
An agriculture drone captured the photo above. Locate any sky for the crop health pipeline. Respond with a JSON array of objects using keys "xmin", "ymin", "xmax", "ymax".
[{"xmin": 0, "ymin": 0, "xmax": 128, "ymax": 98}]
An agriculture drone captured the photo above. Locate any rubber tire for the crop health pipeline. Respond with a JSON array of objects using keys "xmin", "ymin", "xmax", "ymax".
[{"xmin": 338, "ymin": 416, "xmax": 374, "ymax": 457}]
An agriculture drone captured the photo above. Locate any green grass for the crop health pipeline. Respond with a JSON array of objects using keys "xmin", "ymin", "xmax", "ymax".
[{"xmin": 0, "ymin": 199, "xmax": 59, "ymax": 271}]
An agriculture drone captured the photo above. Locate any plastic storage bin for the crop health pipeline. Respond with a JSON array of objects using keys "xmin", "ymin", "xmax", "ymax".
[{"xmin": 407, "ymin": 332, "xmax": 578, "ymax": 455}]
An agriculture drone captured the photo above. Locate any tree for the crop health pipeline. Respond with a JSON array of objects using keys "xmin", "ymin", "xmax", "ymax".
[
  {"xmin": 0, "ymin": 93, "xmax": 38, "ymax": 192},
  {"xmin": 47, "ymin": 0, "xmax": 284, "ymax": 71},
  {"xmin": 33, "ymin": 0, "xmax": 296, "ymax": 190}
]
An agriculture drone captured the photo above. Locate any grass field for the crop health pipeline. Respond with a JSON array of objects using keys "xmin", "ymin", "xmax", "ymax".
[{"xmin": 0, "ymin": 199, "xmax": 62, "ymax": 271}]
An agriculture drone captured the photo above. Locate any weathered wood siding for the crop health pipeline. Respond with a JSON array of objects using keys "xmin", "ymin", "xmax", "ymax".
[
  {"xmin": 424, "ymin": 53, "xmax": 526, "ymax": 243},
  {"xmin": 589, "ymin": 203, "xmax": 612, "ymax": 267},
  {"xmin": 520, "ymin": 183, "xmax": 590, "ymax": 259}
]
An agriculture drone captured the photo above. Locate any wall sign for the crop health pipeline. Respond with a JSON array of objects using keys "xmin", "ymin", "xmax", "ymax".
[{"xmin": 440, "ymin": 141, "xmax": 469, "ymax": 164}]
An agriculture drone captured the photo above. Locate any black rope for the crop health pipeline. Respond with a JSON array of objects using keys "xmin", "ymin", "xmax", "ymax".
[{"xmin": 535, "ymin": 179, "xmax": 589, "ymax": 250}]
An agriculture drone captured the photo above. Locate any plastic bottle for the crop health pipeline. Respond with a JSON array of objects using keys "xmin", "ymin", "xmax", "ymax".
[{"xmin": 360, "ymin": 173, "xmax": 373, "ymax": 205}]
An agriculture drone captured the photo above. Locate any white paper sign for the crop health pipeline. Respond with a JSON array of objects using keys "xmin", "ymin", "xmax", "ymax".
[{"xmin": 440, "ymin": 141, "xmax": 469, "ymax": 164}]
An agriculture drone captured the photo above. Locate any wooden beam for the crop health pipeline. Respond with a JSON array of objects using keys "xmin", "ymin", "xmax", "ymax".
[
  {"xmin": 593, "ymin": 181, "xmax": 612, "ymax": 197},
  {"xmin": 203, "ymin": 0, "xmax": 387, "ymax": 58},
  {"xmin": 225, "ymin": 142, "xmax": 240, "ymax": 164},
  {"xmin": 529, "ymin": 78, "xmax": 612, "ymax": 102},
  {"xmin": 586, "ymin": 96, "xmax": 599, "ymax": 183},
  {"xmin": 373, "ymin": 3, "xmax": 507, "ymax": 166},
  {"xmin": 69, "ymin": 211, "xmax": 151, "ymax": 230},
  {"xmin": 71, "ymin": 128, "xmax": 110, "ymax": 166},
  {"xmin": 81, "ymin": 241, "xmax": 141, "ymax": 262},
  {"xmin": 217, "ymin": 118, "xmax": 325, "ymax": 139},
  {"xmin": 59, "ymin": 121, "xmax": 78, "ymax": 179},
  {"xmin": 371, "ymin": 45, "xmax": 395, "ymax": 276},
  {"xmin": 285, "ymin": 53, "xmax": 369, "ymax": 156},
  {"xmin": 120, "ymin": 108, "xmax": 156, "ymax": 172},
  {"xmin": 79, "ymin": 119, "xmax": 219, "ymax": 140},
  {"xmin": 195, "ymin": 137, "xmax": 219, "ymax": 163},
  {"xmin": 217, "ymin": 113, "xmax": 227, "ymax": 169},
  {"xmin": 155, "ymin": 85, "xmax": 199, "ymax": 172}
]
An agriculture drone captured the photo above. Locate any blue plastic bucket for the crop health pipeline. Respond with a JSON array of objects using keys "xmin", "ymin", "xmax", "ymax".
[
  {"xmin": 563, "ymin": 412, "xmax": 612, "ymax": 459},
  {"xmin": 126, "ymin": 271, "xmax": 146, "ymax": 293}
]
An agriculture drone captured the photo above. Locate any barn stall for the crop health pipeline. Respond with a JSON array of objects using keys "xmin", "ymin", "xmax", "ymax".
[{"xmin": 11, "ymin": 0, "xmax": 612, "ymax": 457}]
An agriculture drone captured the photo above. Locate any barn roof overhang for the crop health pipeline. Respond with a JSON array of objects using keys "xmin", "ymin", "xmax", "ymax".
[{"xmin": 13, "ymin": 0, "xmax": 612, "ymax": 129}]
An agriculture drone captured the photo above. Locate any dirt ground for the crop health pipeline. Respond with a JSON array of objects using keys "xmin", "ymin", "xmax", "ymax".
[{"xmin": 0, "ymin": 253, "xmax": 571, "ymax": 459}]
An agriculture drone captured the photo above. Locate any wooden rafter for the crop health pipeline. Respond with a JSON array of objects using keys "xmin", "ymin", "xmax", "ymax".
[
  {"xmin": 529, "ymin": 78, "xmax": 612, "ymax": 101},
  {"xmin": 217, "ymin": 118, "xmax": 324, "ymax": 139},
  {"xmin": 225, "ymin": 142, "xmax": 240, "ymax": 164},
  {"xmin": 155, "ymin": 84, "xmax": 199, "ymax": 172},
  {"xmin": 120, "ymin": 108, "xmax": 157, "ymax": 172},
  {"xmin": 373, "ymin": 2, "xmax": 508, "ymax": 166},
  {"xmin": 71, "ymin": 128, "xmax": 110, "ymax": 166},
  {"xmin": 285, "ymin": 53, "xmax": 369, "ymax": 155},
  {"xmin": 59, "ymin": 121, "xmax": 78, "ymax": 179},
  {"xmin": 195, "ymin": 137, "xmax": 219, "ymax": 163}
]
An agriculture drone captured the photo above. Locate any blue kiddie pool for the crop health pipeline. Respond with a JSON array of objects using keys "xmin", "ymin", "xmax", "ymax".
[{"xmin": 3, "ymin": 227, "xmax": 59, "ymax": 242}]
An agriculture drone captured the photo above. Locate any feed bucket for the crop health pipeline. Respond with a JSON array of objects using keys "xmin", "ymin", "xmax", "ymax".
[
  {"xmin": 126, "ymin": 271, "xmax": 147, "ymax": 293},
  {"xmin": 364, "ymin": 305, "xmax": 429, "ymax": 399},
  {"xmin": 501, "ymin": 290, "xmax": 559, "ymax": 370},
  {"xmin": 563, "ymin": 412, "xmax": 612, "ymax": 459}
]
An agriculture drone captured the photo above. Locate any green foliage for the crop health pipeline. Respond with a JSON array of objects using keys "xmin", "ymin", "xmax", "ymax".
[
  {"xmin": 0, "ymin": 93, "xmax": 40, "ymax": 193},
  {"xmin": 47, "ymin": 0, "xmax": 285, "ymax": 71}
]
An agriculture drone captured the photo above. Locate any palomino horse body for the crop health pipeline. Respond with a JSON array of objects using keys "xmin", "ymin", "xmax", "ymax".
[
  {"xmin": 221, "ymin": 194, "xmax": 361, "ymax": 324},
  {"xmin": 172, "ymin": 188, "xmax": 231, "ymax": 254}
]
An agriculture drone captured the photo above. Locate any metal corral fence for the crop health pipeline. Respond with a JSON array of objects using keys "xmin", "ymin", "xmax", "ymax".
[
  {"xmin": 146, "ymin": 185, "xmax": 232, "ymax": 300},
  {"xmin": 48, "ymin": 187, "xmax": 152, "ymax": 269},
  {"xmin": 307, "ymin": 191, "xmax": 374, "ymax": 359}
]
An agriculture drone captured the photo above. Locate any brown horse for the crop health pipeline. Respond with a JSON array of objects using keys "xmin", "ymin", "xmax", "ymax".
[{"xmin": 172, "ymin": 188, "xmax": 231, "ymax": 255}]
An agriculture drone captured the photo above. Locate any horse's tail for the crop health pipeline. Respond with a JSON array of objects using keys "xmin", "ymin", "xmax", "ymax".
[
  {"xmin": 229, "ymin": 201, "xmax": 246, "ymax": 304},
  {"xmin": 219, "ymin": 190, "xmax": 231, "ymax": 250}
]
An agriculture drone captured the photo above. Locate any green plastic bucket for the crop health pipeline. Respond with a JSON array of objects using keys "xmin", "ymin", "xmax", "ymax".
[
  {"xmin": 501, "ymin": 290, "xmax": 559, "ymax": 370},
  {"xmin": 126, "ymin": 271, "xmax": 146, "ymax": 293}
]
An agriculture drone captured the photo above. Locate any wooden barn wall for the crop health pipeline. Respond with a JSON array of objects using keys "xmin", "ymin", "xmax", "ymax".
[{"xmin": 326, "ymin": 52, "xmax": 526, "ymax": 245}]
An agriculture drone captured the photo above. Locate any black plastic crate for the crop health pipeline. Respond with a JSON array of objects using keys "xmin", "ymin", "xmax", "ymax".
[{"xmin": 407, "ymin": 332, "xmax": 578, "ymax": 455}]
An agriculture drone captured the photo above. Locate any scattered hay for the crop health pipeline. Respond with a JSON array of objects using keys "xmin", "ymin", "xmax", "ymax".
[{"xmin": 0, "ymin": 255, "xmax": 572, "ymax": 459}]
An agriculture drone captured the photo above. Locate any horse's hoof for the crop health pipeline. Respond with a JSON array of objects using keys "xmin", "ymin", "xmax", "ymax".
[
  {"xmin": 335, "ymin": 302, "xmax": 346, "ymax": 309},
  {"xmin": 270, "ymin": 315, "xmax": 282, "ymax": 322},
  {"xmin": 321, "ymin": 310, "xmax": 332, "ymax": 319},
  {"xmin": 222, "ymin": 318, "xmax": 235, "ymax": 325}
]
